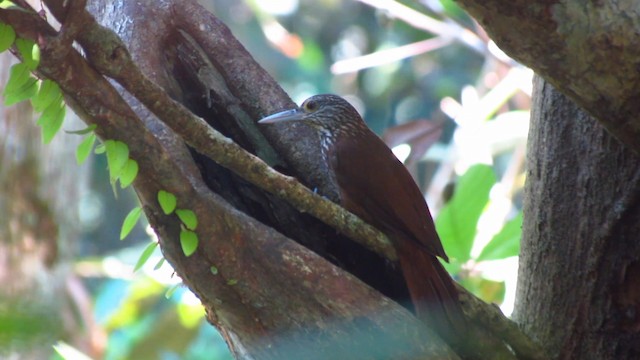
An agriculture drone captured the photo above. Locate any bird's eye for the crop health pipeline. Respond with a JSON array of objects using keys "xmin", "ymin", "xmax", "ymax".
[{"xmin": 304, "ymin": 100, "xmax": 318, "ymax": 112}]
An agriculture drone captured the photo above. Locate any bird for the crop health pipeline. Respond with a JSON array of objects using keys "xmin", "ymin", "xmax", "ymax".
[{"xmin": 258, "ymin": 94, "xmax": 466, "ymax": 345}]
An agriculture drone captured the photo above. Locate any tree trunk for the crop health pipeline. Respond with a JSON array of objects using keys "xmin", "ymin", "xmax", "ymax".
[
  {"xmin": 452, "ymin": 1, "xmax": 640, "ymax": 358},
  {"xmin": 514, "ymin": 76, "xmax": 640, "ymax": 359},
  {"xmin": 0, "ymin": 53, "xmax": 98, "ymax": 358}
]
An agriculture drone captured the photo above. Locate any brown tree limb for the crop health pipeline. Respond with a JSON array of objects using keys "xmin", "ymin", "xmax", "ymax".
[{"xmin": 455, "ymin": 0, "xmax": 640, "ymax": 154}]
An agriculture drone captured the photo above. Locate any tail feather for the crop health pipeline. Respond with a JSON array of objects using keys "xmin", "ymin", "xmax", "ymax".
[{"xmin": 396, "ymin": 239, "xmax": 466, "ymax": 345}]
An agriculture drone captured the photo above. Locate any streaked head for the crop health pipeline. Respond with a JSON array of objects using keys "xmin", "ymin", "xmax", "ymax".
[{"xmin": 258, "ymin": 94, "xmax": 365, "ymax": 135}]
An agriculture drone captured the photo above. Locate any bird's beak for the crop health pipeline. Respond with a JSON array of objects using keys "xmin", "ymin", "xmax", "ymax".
[{"xmin": 258, "ymin": 108, "xmax": 305, "ymax": 124}]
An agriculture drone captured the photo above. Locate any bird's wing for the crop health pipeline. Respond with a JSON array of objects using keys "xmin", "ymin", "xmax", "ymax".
[{"xmin": 330, "ymin": 130, "xmax": 448, "ymax": 260}]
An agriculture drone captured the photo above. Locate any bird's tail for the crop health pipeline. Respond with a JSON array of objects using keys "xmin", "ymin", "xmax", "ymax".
[{"xmin": 396, "ymin": 240, "xmax": 466, "ymax": 346}]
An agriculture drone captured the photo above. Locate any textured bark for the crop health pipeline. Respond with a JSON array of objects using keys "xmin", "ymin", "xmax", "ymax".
[
  {"xmin": 514, "ymin": 77, "xmax": 640, "ymax": 359},
  {"xmin": 452, "ymin": 1, "xmax": 640, "ymax": 358}
]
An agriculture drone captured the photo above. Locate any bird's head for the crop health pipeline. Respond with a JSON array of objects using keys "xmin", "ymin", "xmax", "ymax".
[{"xmin": 258, "ymin": 94, "xmax": 366, "ymax": 137}]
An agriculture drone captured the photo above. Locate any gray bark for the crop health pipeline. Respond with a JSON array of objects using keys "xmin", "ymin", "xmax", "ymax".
[
  {"xmin": 515, "ymin": 76, "xmax": 640, "ymax": 359},
  {"xmin": 0, "ymin": 53, "xmax": 95, "ymax": 358}
]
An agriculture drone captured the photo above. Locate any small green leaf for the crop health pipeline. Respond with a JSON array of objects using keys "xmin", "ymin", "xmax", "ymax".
[
  {"xmin": 104, "ymin": 140, "xmax": 129, "ymax": 181},
  {"xmin": 38, "ymin": 100, "xmax": 65, "ymax": 144},
  {"xmin": 176, "ymin": 209, "xmax": 198, "ymax": 230},
  {"xmin": 210, "ymin": 266, "xmax": 218, "ymax": 275},
  {"xmin": 119, "ymin": 159, "xmax": 138, "ymax": 188},
  {"xmin": 66, "ymin": 124, "xmax": 96, "ymax": 135},
  {"xmin": 4, "ymin": 63, "xmax": 30, "ymax": 94},
  {"xmin": 3, "ymin": 76, "xmax": 37, "ymax": 105},
  {"xmin": 94, "ymin": 143, "xmax": 106, "ymax": 154},
  {"xmin": 36, "ymin": 97, "xmax": 60, "ymax": 125},
  {"xmin": 15, "ymin": 38, "xmax": 38, "ymax": 70},
  {"xmin": 476, "ymin": 211, "xmax": 523, "ymax": 261},
  {"xmin": 0, "ymin": 1, "xmax": 20, "ymax": 10},
  {"xmin": 227, "ymin": 279, "xmax": 238, "ymax": 286},
  {"xmin": 179, "ymin": 229, "xmax": 198, "ymax": 257},
  {"xmin": 31, "ymin": 41, "xmax": 40, "ymax": 65},
  {"xmin": 76, "ymin": 133, "xmax": 96, "ymax": 164},
  {"xmin": 153, "ymin": 257, "xmax": 165, "ymax": 270},
  {"xmin": 165, "ymin": 284, "xmax": 179, "ymax": 299},
  {"xmin": 120, "ymin": 206, "xmax": 142, "ymax": 240},
  {"xmin": 31, "ymin": 79, "xmax": 62, "ymax": 113},
  {"xmin": 0, "ymin": 23, "xmax": 16, "ymax": 52},
  {"xmin": 133, "ymin": 241, "xmax": 158, "ymax": 272},
  {"xmin": 157, "ymin": 190, "xmax": 177, "ymax": 215}
]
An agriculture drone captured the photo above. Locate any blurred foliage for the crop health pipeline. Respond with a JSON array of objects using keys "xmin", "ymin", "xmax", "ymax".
[
  {"xmin": 48, "ymin": 0, "xmax": 530, "ymax": 358},
  {"xmin": 437, "ymin": 164, "xmax": 497, "ymax": 267},
  {"xmin": 0, "ymin": 298, "xmax": 62, "ymax": 352}
]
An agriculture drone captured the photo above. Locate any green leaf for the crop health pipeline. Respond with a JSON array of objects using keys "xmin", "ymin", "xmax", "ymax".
[
  {"xmin": 65, "ymin": 124, "xmax": 96, "ymax": 135},
  {"xmin": 435, "ymin": 164, "xmax": 496, "ymax": 263},
  {"xmin": 31, "ymin": 41, "xmax": 40, "ymax": 66},
  {"xmin": 120, "ymin": 206, "xmax": 142, "ymax": 240},
  {"xmin": 0, "ymin": 1, "xmax": 20, "ymax": 10},
  {"xmin": 104, "ymin": 140, "xmax": 129, "ymax": 181},
  {"xmin": 38, "ymin": 100, "xmax": 65, "ymax": 144},
  {"xmin": 31, "ymin": 79, "xmax": 62, "ymax": 112},
  {"xmin": 4, "ymin": 63, "xmax": 30, "ymax": 94},
  {"xmin": 176, "ymin": 209, "xmax": 198, "ymax": 230},
  {"xmin": 165, "ymin": 284, "xmax": 179, "ymax": 299},
  {"xmin": 179, "ymin": 229, "xmax": 198, "ymax": 257},
  {"xmin": 133, "ymin": 241, "xmax": 158, "ymax": 272},
  {"xmin": 210, "ymin": 266, "xmax": 218, "ymax": 275},
  {"xmin": 227, "ymin": 279, "xmax": 238, "ymax": 286},
  {"xmin": 476, "ymin": 211, "xmax": 523, "ymax": 261},
  {"xmin": 119, "ymin": 159, "xmax": 138, "ymax": 188},
  {"xmin": 94, "ymin": 143, "xmax": 106, "ymax": 154},
  {"xmin": 459, "ymin": 275, "xmax": 505, "ymax": 304},
  {"xmin": 76, "ymin": 133, "xmax": 96, "ymax": 165},
  {"xmin": 157, "ymin": 190, "xmax": 177, "ymax": 215},
  {"xmin": 0, "ymin": 22, "xmax": 15, "ymax": 52},
  {"xmin": 36, "ymin": 97, "xmax": 61, "ymax": 125},
  {"xmin": 3, "ymin": 76, "xmax": 37, "ymax": 105},
  {"xmin": 153, "ymin": 257, "xmax": 165, "ymax": 270},
  {"xmin": 15, "ymin": 38, "xmax": 39, "ymax": 70}
]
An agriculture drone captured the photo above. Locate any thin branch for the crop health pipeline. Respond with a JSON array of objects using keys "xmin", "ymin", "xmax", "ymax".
[
  {"xmin": 458, "ymin": 285, "xmax": 548, "ymax": 360},
  {"xmin": 331, "ymin": 36, "xmax": 453, "ymax": 74},
  {"xmin": 355, "ymin": 0, "xmax": 486, "ymax": 53}
]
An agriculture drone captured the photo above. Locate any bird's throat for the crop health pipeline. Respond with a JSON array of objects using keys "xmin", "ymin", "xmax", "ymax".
[{"xmin": 319, "ymin": 128, "xmax": 336, "ymax": 163}]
